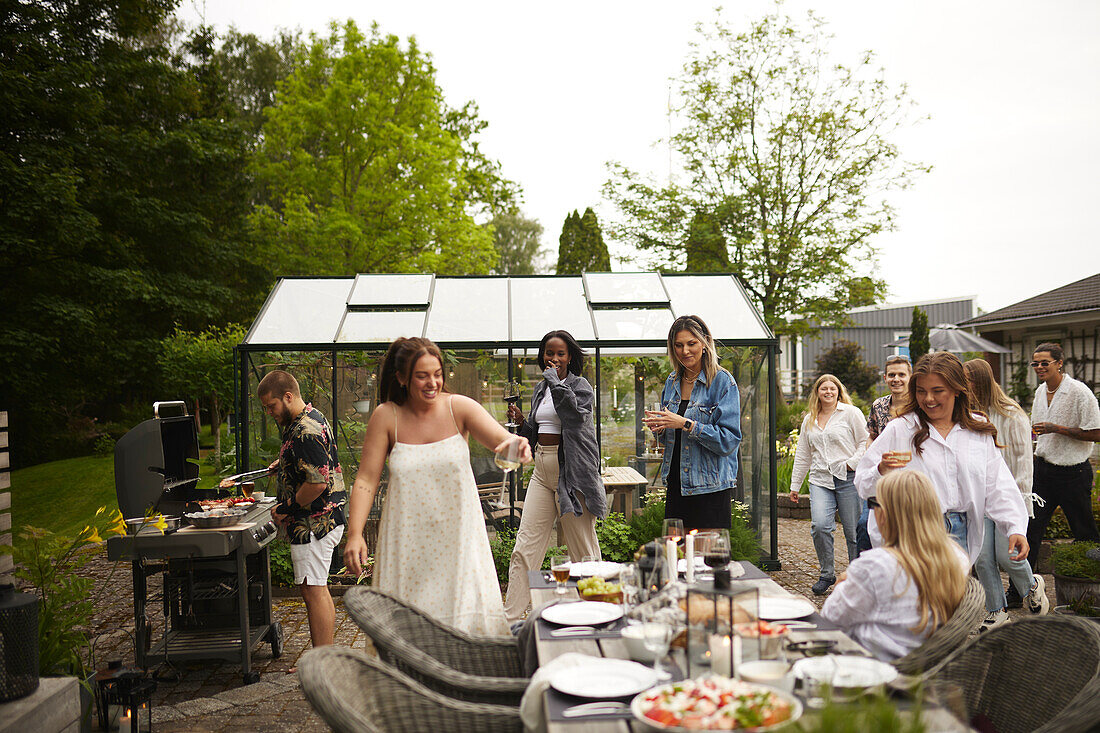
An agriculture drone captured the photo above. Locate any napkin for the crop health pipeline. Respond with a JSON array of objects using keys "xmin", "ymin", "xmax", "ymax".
[{"xmin": 519, "ymin": 652, "xmax": 595, "ymax": 733}]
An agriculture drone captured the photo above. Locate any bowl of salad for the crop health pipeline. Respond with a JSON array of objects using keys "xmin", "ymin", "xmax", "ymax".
[{"xmin": 632, "ymin": 675, "xmax": 802, "ymax": 731}]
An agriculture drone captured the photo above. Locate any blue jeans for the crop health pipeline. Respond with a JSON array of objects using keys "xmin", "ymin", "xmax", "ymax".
[
  {"xmin": 975, "ymin": 516, "xmax": 1035, "ymax": 613},
  {"xmin": 943, "ymin": 511, "xmax": 969, "ymax": 553},
  {"xmin": 856, "ymin": 500, "xmax": 872, "ymax": 556},
  {"xmin": 809, "ymin": 472, "xmax": 860, "ymax": 581}
]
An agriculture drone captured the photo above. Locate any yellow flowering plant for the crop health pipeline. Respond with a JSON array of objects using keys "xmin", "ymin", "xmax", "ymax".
[{"xmin": 0, "ymin": 506, "xmax": 127, "ymax": 675}]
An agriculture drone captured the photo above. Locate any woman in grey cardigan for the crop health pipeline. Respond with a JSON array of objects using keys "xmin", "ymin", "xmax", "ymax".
[{"xmin": 503, "ymin": 330, "xmax": 607, "ymax": 622}]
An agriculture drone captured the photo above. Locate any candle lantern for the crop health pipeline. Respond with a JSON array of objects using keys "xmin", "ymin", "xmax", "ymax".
[
  {"xmin": 96, "ymin": 665, "xmax": 156, "ymax": 732},
  {"xmin": 0, "ymin": 583, "xmax": 39, "ymax": 702},
  {"xmin": 685, "ymin": 582, "xmax": 759, "ymax": 677}
]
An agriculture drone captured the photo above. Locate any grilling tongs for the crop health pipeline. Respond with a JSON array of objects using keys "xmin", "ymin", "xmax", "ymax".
[{"xmin": 218, "ymin": 467, "xmax": 273, "ymax": 486}]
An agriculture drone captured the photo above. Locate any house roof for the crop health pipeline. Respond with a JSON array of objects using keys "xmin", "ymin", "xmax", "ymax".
[{"xmin": 960, "ymin": 273, "xmax": 1100, "ymax": 328}]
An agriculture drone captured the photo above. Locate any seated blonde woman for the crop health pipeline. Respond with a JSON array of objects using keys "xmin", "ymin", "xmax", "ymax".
[{"xmin": 821, "ymin": 470, "xmax": 968, "ymax": 661}]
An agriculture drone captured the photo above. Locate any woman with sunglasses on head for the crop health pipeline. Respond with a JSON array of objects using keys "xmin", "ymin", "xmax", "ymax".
[
  {"xmin": 788, "ymin": 374, "xmax": 869, "ymax": 595},
  {"xmin": 502, "ymin": 330, "xmax": 606, "ymax": 623},
  {"xmin": 856, "ymin": 352, "xmax": 1030, "ymax": 569},
  {"xmin": 644, "ymin": 315, "xmax": 742, "ymax": 531},
  {"xmin": 821, "ymin": 470, "xmax": 969, "ymax": 662},
  {"xmin": 963, "ymin": 358, "xmax": 1049, "ymax": 629}
]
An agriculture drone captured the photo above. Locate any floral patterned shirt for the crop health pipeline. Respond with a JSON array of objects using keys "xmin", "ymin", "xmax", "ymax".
[
  {"xmin": 276, "ymin": 405, "xmax": 346, "ymax": 544},
  {"xmin": 866, "ymin": 395, "xmax": 898, "ymax": 441}
]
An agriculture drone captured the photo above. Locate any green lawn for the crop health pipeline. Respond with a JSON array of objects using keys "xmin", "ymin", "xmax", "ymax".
[{"xmin": 10, "ymin": 454, "xmax": 217, "ymax": 545}]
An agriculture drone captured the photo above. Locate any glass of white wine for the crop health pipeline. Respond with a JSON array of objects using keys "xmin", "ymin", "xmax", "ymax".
[{"xmin": 495, "ymin": 437, "xmax": 523, "ymax": 476}]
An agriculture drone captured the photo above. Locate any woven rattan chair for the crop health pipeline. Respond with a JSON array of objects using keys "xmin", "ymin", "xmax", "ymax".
[
  {"xmin": 894, "ymin": 576, "xmax": 985, "ymax": 675},
  {"xmin": 299, "ymin": 645, "xmax": 523, "ymax": 733},
  {"xmin": 925, "ymin": 615, "xmax": 1100, "ymax": 733},
  {"xmin": 343, "ymin": 587, "xmax": 529, "ymax": 705}
]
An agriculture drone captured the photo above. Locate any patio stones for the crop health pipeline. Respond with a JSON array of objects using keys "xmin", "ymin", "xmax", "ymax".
[{"xmin": 213, "ymin": 681, "xmax": 284, "ymax": 705}]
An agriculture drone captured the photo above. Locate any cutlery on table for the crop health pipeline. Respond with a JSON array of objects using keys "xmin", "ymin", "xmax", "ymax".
[
  {"xmin": 550, "ymin": 625, "xmax": 596, "ymax": 637},
  {"xmin": 562, "ymin": 701, "xmax": 630, "ymax": 717}
]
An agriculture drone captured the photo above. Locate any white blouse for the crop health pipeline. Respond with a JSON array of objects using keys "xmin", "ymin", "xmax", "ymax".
[
  {"xmin": 856, "ymin": 414, "xmax": 1029, "ymax": 564},
  {"xmin": 821, "ymin": 545, "xmax": 969, "ymax": 662},
  {"xmin": 1031, "ymin": 374, "xmax": 1100, "ymax": 466},
  {"xmin": 790, "ymin": 403, "xmax": 869, "ymax": 491}
]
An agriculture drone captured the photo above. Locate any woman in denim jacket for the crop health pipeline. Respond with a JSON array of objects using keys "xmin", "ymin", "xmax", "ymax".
[{"xmin": 644, "ymin": 315, "xmax": 742, "ymax": 530}]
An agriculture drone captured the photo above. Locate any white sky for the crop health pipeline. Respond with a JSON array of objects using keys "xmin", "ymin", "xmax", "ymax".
[{"xmin": 178, "ymin": 0, "xmax": 1100, "ymax": 314}]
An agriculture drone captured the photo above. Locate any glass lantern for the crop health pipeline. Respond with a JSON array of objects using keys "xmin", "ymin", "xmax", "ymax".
[{"xmin": 685, "ymin": 582, "xmax": 759, "ymax": 678}]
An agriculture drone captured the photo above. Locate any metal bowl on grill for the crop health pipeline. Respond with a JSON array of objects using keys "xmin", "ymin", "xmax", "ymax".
[
  {"xmin": 185, "ymin": 508, "xmax": 248, "ymax": 528},
  {"xmin": 125, "ymin": 516, "xmax": 181, "ymax": 535}
]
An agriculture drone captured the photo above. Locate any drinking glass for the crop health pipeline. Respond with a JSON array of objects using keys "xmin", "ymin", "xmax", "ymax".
[
  {"xmin": 704, "ymin": 529, "xmax": 732, "ymax": 575},
  {"xmin": 619, "ymin": 563, "xmax": 641, "ymax": 610},
  {"xmin": 662, "ymin": 518, "xmax": 685, "ymax": 543},
  {"xmin": 647, "ymin": 401, "xmax": 665, "ymax": 455},
  {"xmin": 693, "ymin": 531, "xmax": 719, "ymax": 580},
  {"xmin": 503, "ymin": 381, "xmax": 522, "ymax": 428},
  {"xmin": 549, "ymin": 553, "xmax": 571, "ymax": 596},
  {"xmin": 640, "ymin": 618, "xmax": 673, "ymax": 680},
  {"xmin": 494, "ymin": 437, "xmax": 523, "ymax": 477}
]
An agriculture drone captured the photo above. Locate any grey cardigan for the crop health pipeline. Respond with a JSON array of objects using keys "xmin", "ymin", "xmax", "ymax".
[{"xmin": 518, "ymin": 369, "xmax": 608, "ymax": 519}]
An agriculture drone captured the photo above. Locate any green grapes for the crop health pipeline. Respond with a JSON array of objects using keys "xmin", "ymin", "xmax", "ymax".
[{"xmin": 577, "ymin": 577, "xmax": 621, "ymax": 596}]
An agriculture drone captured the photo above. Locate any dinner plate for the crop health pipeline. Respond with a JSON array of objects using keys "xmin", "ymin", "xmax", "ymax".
[
  {"xmin": 631, "ymin": 677, "xmax": 803, "ymax": 731},
  {"xmin": 541, "ymin": 600, "xmax": 624, "ymax": 626},
  {"xmin": 756, "ymin": 596, "xmax": 816, "ymax": 620},
  {"xmin": 676, "ymin": 558, "xmax": 746, "ymax": 577},
  {"xmin": 792, "ymin": 655, "xmax": 898, "ymax": 690},
  {"xmin": 568, "ymin": 560, "xmax": 623, "ymax": 579},
  {"xmin": 549, "ymin": 658, "xmax": 659, "ymax": 699}
]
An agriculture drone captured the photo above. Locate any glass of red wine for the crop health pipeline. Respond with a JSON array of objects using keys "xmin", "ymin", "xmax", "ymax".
[
  {"xmin": 503, "ymin": 380, "xmax": 521, "ymax": 429},
  {"xmin": 704, "ymin": 529, "xmax": 731, "ymax": 577}
]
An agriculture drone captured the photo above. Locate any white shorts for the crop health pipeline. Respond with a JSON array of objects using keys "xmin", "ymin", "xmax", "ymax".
[{"xmin": 289, "ymin": 525, "xmax": 344, "ymax": 586}]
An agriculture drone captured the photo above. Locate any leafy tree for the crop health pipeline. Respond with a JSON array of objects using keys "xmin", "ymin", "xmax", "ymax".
[
  {"xmin": 909, "ymin": 307, "xmax": 930, "ymax": 365},
  {"xmin": 250, "ymin": 20, "xmax": 519, "ymax": 277},
  {"xmin": 490, "ymin": 210, "xmax": 546, "ymax": 274},
  {"xmin": 556, "ymin": 207, "xmax": 611, "ymax": 274},
  {"xmin": 685, "ymin": 210, "xmax": 730, "ymax": 272},
  {"xmin": 211, "ymin": 28, "xmax": 303, "ymax": 138},
  {"xmin": 158, "ymin": 324, "xmax": 247, "ymax": 457},
  {"xmin": 814, "ymin": 340, "xmax": 879, "ymax": 400},
  {"xmin": 604, "ymin": 6, "xmax": 927, "ymax": 335}
]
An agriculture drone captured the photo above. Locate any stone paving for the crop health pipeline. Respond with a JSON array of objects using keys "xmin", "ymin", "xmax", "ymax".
[{"xmin": 75, "ymin": 515, "xmax": 1056, "ymax": 731}]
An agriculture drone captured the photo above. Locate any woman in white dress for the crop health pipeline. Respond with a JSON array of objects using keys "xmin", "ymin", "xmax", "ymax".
[{"xmin": 343, "ymin": 337, "xmax": 531, "ymax": 635}]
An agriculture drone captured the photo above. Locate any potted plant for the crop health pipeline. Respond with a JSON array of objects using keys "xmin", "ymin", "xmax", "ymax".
[{"xmin": 1050, "ymin": 541, "xmax": 1100, "ymax": 617}]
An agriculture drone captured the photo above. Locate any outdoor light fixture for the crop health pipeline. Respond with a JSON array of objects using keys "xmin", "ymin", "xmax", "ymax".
[
  {"xmin": 0, "ymin": 584, "xmax": 38, "ymax": 702},
  {"xmin": 96, "ymin": 663, "xmax": 156, "ymax": 732}
]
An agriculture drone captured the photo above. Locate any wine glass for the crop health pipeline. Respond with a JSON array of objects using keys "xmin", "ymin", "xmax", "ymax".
[
  {"xmin": 619, "ymin": 563, "xmax": 641, "ymax": 610},
  {"xmin": 647, "ymin": 401, "xmax": 665, "ymax": 455},
  {"xmin": 640, "ymin": 616, "xmax": 673, "ymax": 680},
  {"xmin": 662, "ymin": 518, "xmax": 685, "ymax": 543},
  {"xmin": 503, "ymin": 381, "xmax": 522, "ymax": 428},
  {"xmin": 494, "ymin": 437, "xmax": 523, "ymax": 478},
  {"xmin": 693, "ymin": 531, "xmax": 720, "ymax": 580},
  {"xmin": 705, "ymin": 529, "xmax": 732, "ymax": 575},
  {"xmin": 549, "ymin": 552, "xmax": 571, "ymax": 596}
]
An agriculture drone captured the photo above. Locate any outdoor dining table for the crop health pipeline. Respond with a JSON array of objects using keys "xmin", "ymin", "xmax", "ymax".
[
  {"xmin": 600, "ymin": 466, "xmax": 648, "ymax": 518},
  {"xmin": 529, "ymin": 563, "xmax": 969, "ymax": 733}
]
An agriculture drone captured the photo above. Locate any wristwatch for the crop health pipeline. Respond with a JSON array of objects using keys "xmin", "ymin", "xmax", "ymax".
[{"xmin": 685, "ymin": 419, "xmax": 694, "ymax": 433}]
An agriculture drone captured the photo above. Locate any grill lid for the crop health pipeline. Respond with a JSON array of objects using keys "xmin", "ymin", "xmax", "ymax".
[{"xmin": 114, "ymin": 403, "xmax": 202, "ymax": 519}]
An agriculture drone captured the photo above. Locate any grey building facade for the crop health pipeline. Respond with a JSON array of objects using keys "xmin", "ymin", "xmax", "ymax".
[{"xmin": 780, "ymin": 296, "xmax": 977, "ymax": 396}]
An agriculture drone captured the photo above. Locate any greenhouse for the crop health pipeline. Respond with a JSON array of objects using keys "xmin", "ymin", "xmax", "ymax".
[{"xmin": 233, "ymin": 272, "xmax": 781, "ymax": 566}]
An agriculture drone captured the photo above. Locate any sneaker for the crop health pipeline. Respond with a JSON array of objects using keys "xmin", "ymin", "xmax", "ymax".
[
  {"xmin": 1026, "ymin": 575, "xmax": 1050, "ymax": 615},
  {"xmin": 811, "ymin": 577, "xmax": 835, "ymax": 595},
  {"xmin": 1005, "ymin": 583, "xmax": 1023, "ymax": 609},
  {"xmin": 979, "ymin": 609, "xmax": 1009, "ymax": 632}
]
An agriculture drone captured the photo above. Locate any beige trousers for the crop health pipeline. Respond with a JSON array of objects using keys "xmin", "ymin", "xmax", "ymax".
[{"xmin": 503, "ymin": 444, "xmax": 601, "ymax": 621}]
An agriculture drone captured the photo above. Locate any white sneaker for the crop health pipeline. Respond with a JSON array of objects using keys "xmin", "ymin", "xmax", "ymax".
[
  {"xmin": 979, "ymin": 609, "xmax": 1009, "ymax": 632},
  {"xmin": 1026, "ymin": 575, "xmax": 1050, "ymax": 615}
]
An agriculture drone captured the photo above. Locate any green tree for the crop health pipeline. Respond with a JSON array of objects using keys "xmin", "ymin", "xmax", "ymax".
[
  {"xmin": 604, "ymin": 6, "xmax": 927, "ymax": 334},
  {"xmin": 909, "ymin": 307, "xmax": 931, "ymax": 365},
  {"xmin": 158, "ymin": 324, "xmax": 247, "ymax": 457},
  {"xmin": 556, "ymin": 207, "xmax": 611, "ymax": 274},
  {"xmin": 211, "ymin": 28, "xmax": 303, "ymax": 138},
  {"xmin": 490, "ymin": 210, "xmax": 546, "ymax": 274},
  {"xmin": 0, "ymin": 2, "xmax": 265, "ymax": 466},
  {"xmin": 685, "ymin": 210, "xmax": 730, "ymax": 272},
  {"xmin": 251, "ymin": 20, "xmax": 518, "ymax": 277},
  {"xmin": 814, "ymin": 340, "xmax": 879, "ymax": 400}
]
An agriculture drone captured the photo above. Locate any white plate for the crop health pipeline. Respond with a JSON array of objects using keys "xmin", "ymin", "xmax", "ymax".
[
  {"xmin": 756, "ymin": 596, "xmax": 816, "ymax": 620},
  {"xmin": 568, "ymin": 560, "xmax": 623, "ymax": 579},
  {"xmin": 541, "ymin": 601, "xmax": 624, "ymax": 626},
  {"xmin": 549, "ymin": 658, "xmax": 658, "ymax": 699},
  {"xmin": 792, "ymin": 655, "xmax": 898, "ymax": 688}
]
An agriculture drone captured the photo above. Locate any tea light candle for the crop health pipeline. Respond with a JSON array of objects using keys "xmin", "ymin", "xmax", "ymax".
[
  {"xmin": 709, "ymin": 634, "xmax": 740, "ymax": 677},
  {"xmin": 685, "ymin": 530, "xmax": 696, "ymax": 583},
  {"xmin": 118, "ymin": 712, "xmax": 133, "ymax": 733}
]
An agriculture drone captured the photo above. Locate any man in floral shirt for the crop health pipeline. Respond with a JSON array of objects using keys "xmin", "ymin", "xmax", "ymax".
[{"xmin": 257, "ymin": 370, "xmax": 346, "ymax": 649}]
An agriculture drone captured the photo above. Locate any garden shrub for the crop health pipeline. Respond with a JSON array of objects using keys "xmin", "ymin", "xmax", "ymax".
[{"xmin": 270, "ymin": 539, "xmax": 295, "ymax": 587}]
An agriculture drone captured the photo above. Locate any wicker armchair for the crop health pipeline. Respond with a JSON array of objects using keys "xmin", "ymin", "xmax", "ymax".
[
  {"xmin": 894, "ymin": 576, "xmax": 985, "ymax": 675},
  {"xmin": 343, "ymin": 587, "xmax": 529, "ymax": 706},
  {"xmin": 298, "ymin": 646, "xmax": 523, "ymax": 733},
  {"xmin": 925, "ymin": 615, "xmax": 1100, "ymax": 733}
]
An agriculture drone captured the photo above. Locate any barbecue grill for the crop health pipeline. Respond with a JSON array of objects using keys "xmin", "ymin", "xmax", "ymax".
[{"xmin": 106, "ymin": 402, "xmax": 283, "ymax": 683}]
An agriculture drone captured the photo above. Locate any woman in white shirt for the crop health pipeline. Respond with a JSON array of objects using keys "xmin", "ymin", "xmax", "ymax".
[
  {"xmin": 856, "ymin": 352, "xmax": 1030, "ymax": 566},
  {"xmin": 788, "ymin": 374, "xmax": 868, "ymax": 595},
  {"xmin": 822, "ymin": 470, "xmax": 968, "ymax": 662},
  {"xmin": 964, "ymin": 358, "xmax": 1050, "ymax": 630}
]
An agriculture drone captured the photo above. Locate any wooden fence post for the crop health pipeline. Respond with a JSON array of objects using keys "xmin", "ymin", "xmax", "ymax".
[{"xmin": 1, "ymin": 410, "xmax": 12, "ymax": 585}]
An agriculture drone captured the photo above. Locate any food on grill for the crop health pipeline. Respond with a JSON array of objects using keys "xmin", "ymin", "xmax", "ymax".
[
  {"xmin": 186, "ymin": 507, "xmax": 249, "ymax": 528},
  {"xmin": 635, "ymin": 677, "xmax": 795, "ymax": 730}
]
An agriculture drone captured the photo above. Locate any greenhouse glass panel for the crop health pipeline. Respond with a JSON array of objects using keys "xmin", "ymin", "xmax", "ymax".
[
  {"xmin": 593, "ymin": 308, "xmax": 674, "ymax": 341},
  {"xmin": 597, "ymin": 354, "xmax": 669, "ymax": 495},
  {"xmin": 245, "ymin": 279, "xmax": 352, "ymax": 345},
  {"xmin": 336, "ymin": 311, "xmax": 425, "ymax": 343},
  {"xmin": 584, "ymin": 272, "xmax": 667, "ymax": 305},
  {"xmin": 347, "ymin": 273, "xmax": 432, "ymax": 308},
  {"xmin": 510, "ymin": 277, "xmax": 594, "ymax": 343},
  {"xmin": 663, "ymin": 275, "xmax": 771, "ymax": 341},
  {"xmin": 425, "ymin": 278, "xmax": 509, "ymax": 343}
]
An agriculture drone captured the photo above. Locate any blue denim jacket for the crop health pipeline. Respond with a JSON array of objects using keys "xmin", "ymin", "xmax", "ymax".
[{"xmin": 658, "ymin": 369, "xmax": 742, "ymax": 495}]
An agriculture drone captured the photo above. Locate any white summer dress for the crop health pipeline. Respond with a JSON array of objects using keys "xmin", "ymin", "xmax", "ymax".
[{"xmin": 373, "ymin": 399, "xmax": 510, "ymax": 636}]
